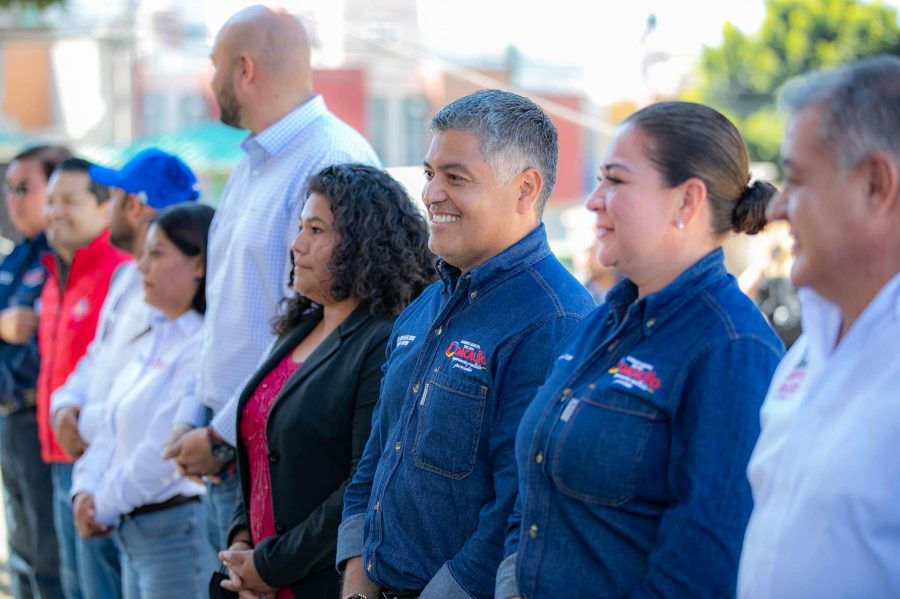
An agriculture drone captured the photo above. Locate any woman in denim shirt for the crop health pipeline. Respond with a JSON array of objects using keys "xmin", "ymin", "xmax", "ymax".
[{"xmin": 497, "ymin": 102, "xmax": 785, "ymax": 598}]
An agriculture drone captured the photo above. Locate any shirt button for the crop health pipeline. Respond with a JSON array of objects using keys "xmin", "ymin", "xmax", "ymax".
[
  {"xmin": 647, "ymin": 318, "xmax": 656, "ymax": 328},
  {"xmin": 529, "ymin": 524, "xmax": 538, "ymax": 538},
  {"xmin": 434, "ymin": 326, "xmax": 443, "ymax": 336},
  {"xmin": 268, "ymin": 451, "xmax": 279, "ymax": 463},
  {"xmin": 534, "ymin": 451, "xmax": 543, "ymax": 464},
  {"xmin": 274, "ymin": 521, "xmax": 285, "ymax": 533},
  {"xmin": 366, "ymin": 561, "xmax": 373, "ymax": 573},
  {"xmin": 470, "ymin": 290, "xmax": 478, "ymax": 300},
  {"xmin": 373, "ymin": 502, "xmax": 380, "ymax": 512},
  {"xmin": 607, "ymin": 339, "xmax": 619, "ymax": 352},
  {"xmin": 559, "ymin": 388, "xmax": 572, "ymax": 403},
  {"xmin": 588, "ymin": 383, "xmax": 596, "ymax": 391},
  {"xmin": 412, "ymin": 383, "xmax": 420, "ymax": 394},
  {"xmin": 394, "ymin": 441, "xmax": 401, "ymax": 452}
]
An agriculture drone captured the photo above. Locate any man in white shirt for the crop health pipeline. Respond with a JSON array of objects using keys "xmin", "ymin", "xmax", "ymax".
[
  {"xmin": 162, "ymin": 5, "xmax": 379, "ymax": 554},
  {"xmin": 738, "ymin": 55, "xmax": 900, "ymax": 598}
]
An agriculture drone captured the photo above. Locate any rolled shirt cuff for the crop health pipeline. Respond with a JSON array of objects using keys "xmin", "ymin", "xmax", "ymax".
[
  {"xmin": 420, "ymin": 562, "xmax": 476, "ymax": 599},
  {"xmin": 494, "ymin": 553, "xmax": 519, "ymax": 599},
  {"xmin": 174, "ymin": 398, "xmax": 210, "ymax": 429},
  {"xmin": 335, "ymin": 513, "xmax": 365, "ymax": 572}
]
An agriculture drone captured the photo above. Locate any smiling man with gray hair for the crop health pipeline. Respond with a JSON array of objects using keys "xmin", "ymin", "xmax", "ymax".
[
  {"xmin": 337, "ymin": 89, "xmax": 594, "ymax": 599},
  {"xmin": 738, "ymin": 55, "xmax": 900, "ymax": 597}
]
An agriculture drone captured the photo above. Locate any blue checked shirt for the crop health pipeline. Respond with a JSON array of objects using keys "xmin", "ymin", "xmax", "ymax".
[{"xmin": 174, "ymin": 95, "xmax": 380, "ymax": 444}]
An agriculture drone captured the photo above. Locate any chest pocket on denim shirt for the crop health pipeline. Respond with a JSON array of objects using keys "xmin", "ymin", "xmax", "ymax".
[
  {"xmin": 414, "ymin": 370, "xmax": 489, "ymax": 479},
  {"xmin": 551, "ymin": 386, "xmax": 665, "ymax": 506}
]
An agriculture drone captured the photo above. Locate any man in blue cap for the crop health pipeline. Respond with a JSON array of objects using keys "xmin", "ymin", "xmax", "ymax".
[{"xmin": 50, "ymin": 148, "xmax": 200, "ymax": 598}]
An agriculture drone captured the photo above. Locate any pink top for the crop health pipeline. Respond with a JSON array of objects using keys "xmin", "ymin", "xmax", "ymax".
[{"xmin": 240, "ymin": 351, "xmax": 301, "ymax": 599}]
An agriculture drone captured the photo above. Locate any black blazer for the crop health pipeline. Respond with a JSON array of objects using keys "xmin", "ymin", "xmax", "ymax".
[{"xmin": 229, "ymin": 302, "xmax": 393, "ymax": 598}]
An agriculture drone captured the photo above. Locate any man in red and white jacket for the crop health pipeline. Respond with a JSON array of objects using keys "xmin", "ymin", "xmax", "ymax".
[{"xmin": 37, "ymin": 157, "xmax": 131, "ymax": 599}]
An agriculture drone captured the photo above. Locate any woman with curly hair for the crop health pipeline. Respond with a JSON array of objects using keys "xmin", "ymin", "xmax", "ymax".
[{"xmin": 218, "ymin": 164, "xmax": 436, "ymax": 598}]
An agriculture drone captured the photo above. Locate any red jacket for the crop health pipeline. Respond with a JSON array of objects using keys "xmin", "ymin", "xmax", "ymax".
[{"xmin": 36, "ymin": 230, "xmax": 131, "ymax": 463}]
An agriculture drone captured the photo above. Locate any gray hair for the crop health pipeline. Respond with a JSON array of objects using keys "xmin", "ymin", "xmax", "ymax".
[
  {"xmin": 780, "ymin": 54, "xmax": 900, "ymax": 170},
  {"xmin": 430, "ymin": 89, "xmax": 558, "ymax": 214}
]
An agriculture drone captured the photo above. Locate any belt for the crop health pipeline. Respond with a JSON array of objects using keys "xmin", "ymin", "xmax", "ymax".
[{"xmin": 128, "ymin": 494, "xmax": 200, "ymax": 517}]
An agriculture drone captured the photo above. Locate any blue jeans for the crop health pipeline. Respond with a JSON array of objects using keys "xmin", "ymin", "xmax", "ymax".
[
  {"xmin": 50, "ymin": 463, "xmax": 122, "ymax": 599},
  {"xmin": 115, "ymin": 500, "xmax": 217, "ymax": 599},
  {"xmin": 0, "ymin": 408, "xmax": 64, "ymax": 599},
  {"xmin": 203, "ymin": 465, "xmax": 240, "ymax": 553}
]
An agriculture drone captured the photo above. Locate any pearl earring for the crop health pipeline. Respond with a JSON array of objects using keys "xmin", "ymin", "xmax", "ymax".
[{"xmin": 676, "ymin": 220, "xmax": 685, "ymax": 230}]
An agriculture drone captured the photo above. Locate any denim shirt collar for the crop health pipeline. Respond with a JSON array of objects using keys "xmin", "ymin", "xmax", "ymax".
[
  {"xmin": 606, "ymin": 247, "xmax": 727, "ymax": 332},
  {"xmin": 240, "ymin": 94, "xmax": 325, "ymax": 168},
  {"xmin": 436, "ymin": 224, "xmax": 551, "ymax": 295}
]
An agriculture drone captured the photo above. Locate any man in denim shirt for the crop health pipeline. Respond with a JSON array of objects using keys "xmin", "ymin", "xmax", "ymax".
[{"xmin": 337, "ymin": 90, "xmax": 594, "ymax": 599}]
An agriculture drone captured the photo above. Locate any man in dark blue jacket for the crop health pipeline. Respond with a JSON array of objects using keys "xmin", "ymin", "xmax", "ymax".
[
  {"xmin": 0, "ymin": 145, "xmax": 70, "ymax": 599},
  {"xmin": 337, "ymin": 90, "xmax": 595, "ymax": 599}
]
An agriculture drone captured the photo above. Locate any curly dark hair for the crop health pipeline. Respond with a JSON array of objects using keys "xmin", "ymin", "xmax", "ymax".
[{"xmin": 273, "ymin": 164, "xmax": 436, "ymax": 335}]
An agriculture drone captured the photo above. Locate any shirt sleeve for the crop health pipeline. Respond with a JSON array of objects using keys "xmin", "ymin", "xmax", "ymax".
[
  {"xmin": 627, "ymin": 336, "xmax": 782, "ymax": 598},
  {"xmin": 422, "ymin": 317, "xmax": 582, "ymax": 599},
  {"xmin": 0, "ymin": 335, "xmax": 40, "ymax": 405}
]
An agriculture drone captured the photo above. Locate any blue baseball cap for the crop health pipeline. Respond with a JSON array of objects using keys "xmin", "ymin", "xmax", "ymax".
[{"xmin": 88, "ymin": 148, "xmax": 200, "ymax": 209}]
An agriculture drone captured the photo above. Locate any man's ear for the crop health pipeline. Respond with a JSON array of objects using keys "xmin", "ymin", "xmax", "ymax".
[
  {"xmin": 516, "ymin": 167, "xmax": 543, "ymax": 216},
  {"xmin": 862, "ymin": 151, "xmax": 900, "ymax": 220},
  {"xmin": 236, "ymin": 53, "xmax": 256, "ymax": 89}
]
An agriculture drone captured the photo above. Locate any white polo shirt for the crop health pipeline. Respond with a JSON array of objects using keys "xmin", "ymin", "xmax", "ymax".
[{"xmin": 738, "ymin": 272, "xmax": 900, "ymax": 598}]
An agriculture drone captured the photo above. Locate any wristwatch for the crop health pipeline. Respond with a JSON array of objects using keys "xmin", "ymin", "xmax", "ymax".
[{"xmin": 206, "ymin": 426, "xmax": 236, "ymax": 463}]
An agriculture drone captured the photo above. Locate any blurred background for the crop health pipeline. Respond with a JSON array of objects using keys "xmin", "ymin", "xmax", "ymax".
[{"xmin": 0, "ymin": 0, "xmax": 899, "ymax": 587}]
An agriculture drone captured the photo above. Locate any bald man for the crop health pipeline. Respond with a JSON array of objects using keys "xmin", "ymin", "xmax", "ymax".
[{"xmin": 163, "ymin": 3, "xmax": 380, "ymax": 569}]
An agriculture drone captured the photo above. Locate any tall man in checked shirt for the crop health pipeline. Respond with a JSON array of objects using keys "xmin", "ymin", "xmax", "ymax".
[
  {"xmin": 163, "ymin": 4, "xmax": 379, "ymax": 553},
  {"xmin": 337, "ymin": 90, "xmax": 595, "ymax": 599}
]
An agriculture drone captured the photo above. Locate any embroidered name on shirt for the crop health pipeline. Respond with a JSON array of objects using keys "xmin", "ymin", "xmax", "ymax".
[
  {"xmin": 22, "ymin": 268, "xmax": 45, "ymax": 287},
  {"xmin": 608, "ymin": 355, "xmax": 661, "ymax": 393},
  {"xmin": 445, "ymin": 339, "xmax": 487, "ymax": 372},
  {"xmin": 774, "ymin": 354, "xmax": 808, "ymax": 401},
  {"xmin": 396, "ymin": 334, "xmax": 416, "ymax": 348}
]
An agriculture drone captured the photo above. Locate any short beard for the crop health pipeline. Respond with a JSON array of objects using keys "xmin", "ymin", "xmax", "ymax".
[{"xmin": 217, "ymin": 84, "xmax": 242, "ymax": 129}]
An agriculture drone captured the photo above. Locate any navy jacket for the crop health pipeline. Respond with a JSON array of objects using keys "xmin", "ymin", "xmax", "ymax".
[{"xmin": 0, "ymin": 234, "xmax": 49, "ymax": 413}]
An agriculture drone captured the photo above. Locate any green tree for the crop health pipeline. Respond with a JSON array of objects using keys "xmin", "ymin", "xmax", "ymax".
[
  {"xmin": 0, "ymin": 0, "xmax": 65, "ymax": 8},
  {"xmin": 694, "ymin": 0, "xmax": 900, "ymax": 164}
]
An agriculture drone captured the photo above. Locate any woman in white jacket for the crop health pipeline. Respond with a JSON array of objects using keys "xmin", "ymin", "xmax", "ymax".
[{"xmin": 71, "ymin": 202, "xmax": 216, "ymax": 599}]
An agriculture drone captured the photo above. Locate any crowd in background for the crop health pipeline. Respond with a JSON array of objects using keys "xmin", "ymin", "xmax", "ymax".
[{"xmin": 1, "ymin": 5, "xmax": 899, "ymax": 599}]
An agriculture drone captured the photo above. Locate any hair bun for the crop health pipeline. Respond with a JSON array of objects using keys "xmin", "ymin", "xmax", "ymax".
[{"xmin": 732, "ymin": 179, "xmax": 777, "ymax": 235}]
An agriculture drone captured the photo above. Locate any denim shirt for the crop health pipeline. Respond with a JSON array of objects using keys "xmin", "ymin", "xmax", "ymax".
[
  {"xmin": 0, "ymin": 234, "xmax": 49, "ymax": 413},
  {"xmin": 497, "ymin": 248, "xmax": 783, "ymax": 599},
  {"xmin": 338, "ymin": 224, "xmax": 594, "ymax": 599}
]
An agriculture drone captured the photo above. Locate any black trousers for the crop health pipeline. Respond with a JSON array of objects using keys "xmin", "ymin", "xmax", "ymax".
[{"xmin": 0, "ymin": 407, "xmax": 64, "ymax": 599}]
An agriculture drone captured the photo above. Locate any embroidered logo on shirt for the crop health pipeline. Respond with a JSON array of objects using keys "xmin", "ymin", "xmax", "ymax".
[
  {"xmin": 774, "ymin": 353, "xmax": 808, "ymax": 401},
  {"xmin": 396, "ymin": 334, "xmax": 416, "ymax": 348},
  {"xmin": 22, "ymin": 268, "xmax": 45, "ymax": 287},
  {"xmin": 608, "ymin": 355, "xmax": 661, "ymax": 393},
  {"xmin": 445, "ymin": 339, "xmax": 487, "ymax": 372},
  {"xmin": 69, "ymin": 298, "xmax": 90, "ymax": 321}
]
